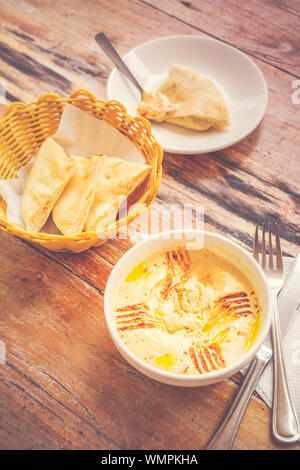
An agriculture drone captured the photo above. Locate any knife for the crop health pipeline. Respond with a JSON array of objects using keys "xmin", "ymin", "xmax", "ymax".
[{"xmin": 206, "ymin": 254, "xmax": 300, "ymax": 450}]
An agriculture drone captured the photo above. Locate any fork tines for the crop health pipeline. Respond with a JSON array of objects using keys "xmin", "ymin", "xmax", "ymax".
[{"xmin": 253, "ymin": 223, "xmax": 283, "ymax": 273}]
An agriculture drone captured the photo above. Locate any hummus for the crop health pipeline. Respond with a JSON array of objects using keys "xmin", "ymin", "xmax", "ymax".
[
  {"xmin": 137, "ymin": 64, "xmax": 229, "ymax": 131},
  {"xmin": 115, "ymin": 247, "xmax": 260, "ymax": 375},
  {"xmin": 137, "ymin": 91, "xmax": 176, "ymax": 122}
]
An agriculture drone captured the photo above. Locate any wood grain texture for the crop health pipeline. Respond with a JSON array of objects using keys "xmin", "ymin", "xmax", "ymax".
[
  {"xmin": 144, "ymin": 0, "xmax": 300, "ymax": 77},
  {"xmin": 0, "ymin": 231, "xmax": 295, "ymax": 451},
  {"xmin": 0, "ymin": 0, "xmax": 299, "ymax": 450}
]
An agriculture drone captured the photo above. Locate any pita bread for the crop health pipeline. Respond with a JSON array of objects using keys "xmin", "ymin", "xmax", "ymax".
[
  {"xmin": 138, "ymin": 64, "xmax": 229, "ymax": 131},
  {"xmin": 52, "ymin": 155, "xmax": 103, "ymax": 235},
  {"xmin": 159, "ymin": 64, "xmax": 229, "ymax": 130},
  {"xmin": 84, "ymin": 156, "xmax": 151, "ymax": 232},
  {"xmin": 22, "ymin": 137, "xmax": 75, "ymax": 232}
]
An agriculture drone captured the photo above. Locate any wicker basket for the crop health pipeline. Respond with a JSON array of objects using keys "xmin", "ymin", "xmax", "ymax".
[{"xmin": 0, "ymin": 89, "xmax": 163, "ymax": 252}]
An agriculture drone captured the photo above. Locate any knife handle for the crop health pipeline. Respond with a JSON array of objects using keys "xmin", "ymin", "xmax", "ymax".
[
  {"xmin": 271, "ymin": 293, "xmax": 300, "ymax": 443},
  {"xmin": 206, "ymin": 348, "xmax": 271, "ymax": 450}
]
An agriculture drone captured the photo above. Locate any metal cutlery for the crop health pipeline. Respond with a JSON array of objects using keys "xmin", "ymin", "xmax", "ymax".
[
  {"xmin": 95, "ymin": 32, "xmax": 144, "ymax": 95},
  {"xmin": 206, "ymin": 224, "xmax": 300, "ymax": 449},
  {"xmin": 206, "ymin": 346, "xmax": 272, "ymax": 450},
  {"xmin": 255, "ymin": 223, "xmax": 300, "ymax": 443}
]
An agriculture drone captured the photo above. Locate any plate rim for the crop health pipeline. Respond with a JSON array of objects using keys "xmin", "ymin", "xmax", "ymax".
[{"xmin": 106, "ymin": 34, "xmax": 268, "ymax": 155}]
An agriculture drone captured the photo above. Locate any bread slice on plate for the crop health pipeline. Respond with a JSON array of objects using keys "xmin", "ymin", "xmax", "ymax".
[{"xmin": 160, "ymin": 64, "xmax": 229, "ymax": 131}]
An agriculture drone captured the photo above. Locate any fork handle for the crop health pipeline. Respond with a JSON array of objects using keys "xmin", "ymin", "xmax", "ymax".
[
  {"xmin": 206, "ymin": 354, "xmax": 270, "ymax": 450},
  {"xmin": 271, "ymin": 293, "xmax": 300, "ymax": 443}
]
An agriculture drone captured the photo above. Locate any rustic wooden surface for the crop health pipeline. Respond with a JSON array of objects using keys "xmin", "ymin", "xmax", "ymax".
[{"xmin": 0, "ymin": 0, "xmax": 299, "ymax": 450}]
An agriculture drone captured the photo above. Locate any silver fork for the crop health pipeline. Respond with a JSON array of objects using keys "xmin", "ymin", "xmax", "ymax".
[
  {"xmin": 254, "ymin": 223, "xmax": 300, "ymax": 443},
  {"xmin": 206, "ymin": 224, "xmax": 299, "ymax": 449}
]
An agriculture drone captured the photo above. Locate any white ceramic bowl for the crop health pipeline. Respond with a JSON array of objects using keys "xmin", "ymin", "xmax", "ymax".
[
  {"xmin": 104, "ymin": 230, "xmax": 272, "ymax": 386},
  {"xmin": 107, "ymin": 35, "xmax": 268, "ymax": 155}
]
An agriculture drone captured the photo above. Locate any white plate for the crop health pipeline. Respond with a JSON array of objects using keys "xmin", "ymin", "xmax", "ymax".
[{"xmin": 106, "ymin": 35, "xmax": 268, "ymax": 155}]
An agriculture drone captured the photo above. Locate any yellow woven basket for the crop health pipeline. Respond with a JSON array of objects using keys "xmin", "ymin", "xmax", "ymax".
[{"xmin": 0, "ymin": 89, "xmax": 163, "ymax": 252}]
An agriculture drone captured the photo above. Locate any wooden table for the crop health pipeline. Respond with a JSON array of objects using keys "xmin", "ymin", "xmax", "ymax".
[{"xmin": 0, "ymin": 0, "xmax": 299, "ymax": 451}]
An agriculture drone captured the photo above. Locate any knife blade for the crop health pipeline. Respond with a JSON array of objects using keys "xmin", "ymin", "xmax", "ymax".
[{"xmin": 206, "ymin": 254, "xmax": 300, "ymax": 450}]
